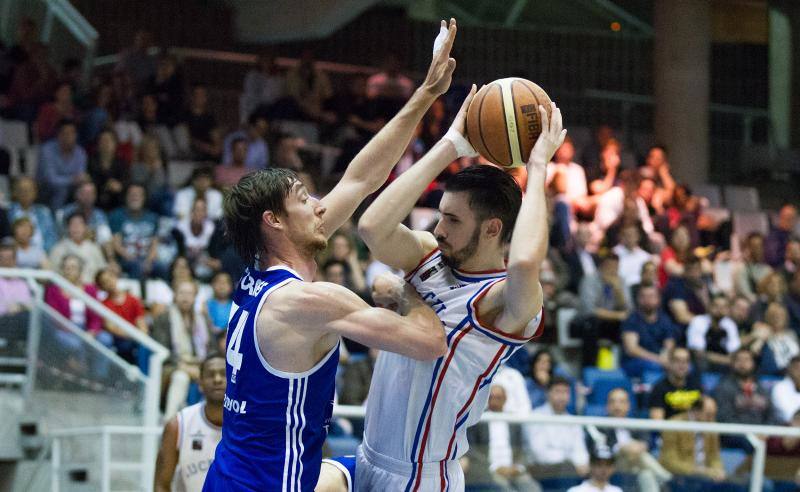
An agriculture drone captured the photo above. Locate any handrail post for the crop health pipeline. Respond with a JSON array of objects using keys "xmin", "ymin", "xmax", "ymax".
[
  {"xmin": 141, "ymin": 352, "xmax": 165, "ymax": 489},
  {"xmin": 23, "ymin": 281, "xmax": 43, "ymax": 402},
  {"xmin": 101, "ymin": 429, "xmax": 110, "ymax": 492},
  {"xmin": 747, "ymin": 433, "xmax": 766, "ymax": 492},
  {"xmin": 51, "ymin": 436, "xmax": 60, "ymax": 492}
]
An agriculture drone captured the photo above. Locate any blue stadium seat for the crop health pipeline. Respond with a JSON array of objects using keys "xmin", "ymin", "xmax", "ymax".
[
  {"xmin": 758, "ymin": 375, "xmax": 782, "ymax": 391},
  {"xmin": 582, "ymin": 367, "xmax": 633, "ymax": 408},
  {"xmin": 701, "ymin": 372, "xmax": 722, "ymax": 393},
  {"xmin": 642, "ymin": 369, "xmax": 664, "ymax": 386}
]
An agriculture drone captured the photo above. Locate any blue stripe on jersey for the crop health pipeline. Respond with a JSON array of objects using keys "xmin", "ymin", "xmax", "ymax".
[
  {"xmin": 451, "ymin": 271, "xmax": 507, "ymax": 283},
  {"xmin": 204, "ymin": 267, "xmax": 338, "ymax": 492}
]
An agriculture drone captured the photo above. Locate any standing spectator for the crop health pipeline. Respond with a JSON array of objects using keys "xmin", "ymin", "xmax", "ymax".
[
  {"xmin": 613, "ymin": 225, "xmax": 652, "ymax": 287},
  {"xmin": 151, "ymin": 280, "xmax": 213, "ymax": 419},
  {"xmin": 222, "ymin": 112, "xmax": 270, "ymax": 170},
  {"xmin": 659, "ymin": 398, "xmax": 727, "ymax": 491},
  {"xmin": 130, "ymin": 135, "xmax": 172, "ymax": 215},
  {"xmin": 114, "ymin": 30, "xmax": 157, "ymax": 90},
  {"xmin": 49, "ymin": 212, "xmax": 107, "ymax": 284},
  {"xmin": 566, "ymin": 450, "xmax": 622, "ymax": 492},
  {"xmin": 648, "ymin": 347, "xmax": 703, "ymax": 420},
  {"xmin": 687, "ymin": 295, "xmax": 740, "ymax": 372},
  {"xmin": 758, "ymin": 302, "xmax": 800, "ymax": 375},
  {"xmin": 215, "ymin": 137, "xmax": 250, "ymax": 188},
  {"xmin": 734, "ymin": 232, "xmax": 773, "ymax": 302},
  {"xmin": 526, "ymin": 348, "xmax": 555, "ymax": 409},
  {"xmin": 638, "ymin": 145, "xmax": 676, "ymax": 206},
  {"xmin": 177, "ymin": 84, "xmax": 220, "ymax": 161},
  {"xmin": 772, "ymin": 355, "xmax": 800, "ymax": 423},
  {"xmin": 109, "ymin": 184, "xmax": 159, "ymax": 278},
  {"xmin": 366, "ymin": 54, "xmax": 414, "ymax": 101},
  {"xmin": 146, "ymin": 54, "xmax": 183, "ymax": 127},
  {"xmin": 96, "ymin": 267, "xmax": 148, "ymax": 364},
  {"xmin": 37, "ymin": 119, "xmax": 88, "ymax": 209},
  {"xmin": 8, "ymin": 176, "xmax": 57, "ymax": 250},
  {"xmin": 11, "ymin": 217, "xmax": 48, "ymax": 269},
  {"xmin": 80, "ymin": 83, "xmax": 112, "ymax": 146},
  {"xmin": 34, "ymin": 81, "xmax": 76, "ymax": 142},
  {"xmin": 204, "ymin": 271, "xmax": 233, "ymax": 333},
  {"xmin": 663, "ymin": 256, "xmax": 711, "ymax": 330},
  {"xmin": 766, "ymin": 204, "xmax": 798, "ymax": 267},
  {"xmin": 787, "ymin": 270, "xmax": 800, "ymax": 335},
  {"xmin": 780, "ymin": 238, "xmax": 800, "ymax": 282},
  {"xmin": 173, "ymin": 167, "xmax": 223, "ymax": 221},
  {"xmin": 620, "ymin": 285, "xmax": 676, "ymax": 378},
  {"xmin": 240, "ymin": 53, "xmax": 285, "ymax": 121},
  {"xmin": 283, "ymin": 50, "xmax": 333, "ymax": 122},
  {"xmin": 730, "ymin": 295, "xmax": 755, "ymax": 340},
  {"xmin": 658, "ymin": 225, "xmax": 692, "ymax": 287},
  {"xmin": 581, "ymin": 125, "xmax": 615, "ymax": 184},
  {"xmin": 585, "ymin": 388, "xmax": 671, "ymax": 492},
  {"xmin": 174, "ymin": 197, "xmax": 215, "ymax": 279},
  {"xmin": 714, "ymin": 348, "xmax": 780, "ymax": 450},
  {"xmin": 137, "ymin": 93, "xmax": 180, "ymax": 158},
  {"xmin": 546, "ymin": 136, "xmax": 587, "ymax": 211},
  {"xmin": 5, "ymin": 42, "xmax": 56, "ymax": 122},
  {"xmin": 577, "ymin": 254, "xmax": 631, "ymax": 367},
  {"xmin": 44, "ymin": 254, "xmax": 102, "ymax": 335},
  {"xmin": 58, "ymin": 179, "xmax": 113, "ymax": 256},
  {"xmin": 524, "ymin": 376, "xmax": 589, "ymax": 479},
  {"xmin": 88, "ymin": 129, "xmax": 128, "ymax": 210}
]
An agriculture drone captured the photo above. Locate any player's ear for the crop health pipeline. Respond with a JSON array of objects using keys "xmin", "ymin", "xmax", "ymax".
[
  {"xmin": 484, "ymin": 217, "xmax": 502, "ymax": 239},
  {"xmin": 262, "ymin": 210, "xmax": 282, "ymax": 230}
]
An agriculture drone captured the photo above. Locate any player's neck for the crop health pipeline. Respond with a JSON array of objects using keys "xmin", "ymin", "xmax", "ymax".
[
  {"xmin": 259, "ymin": 250, "xmax": 317, "ymax": 281},
  {"xmin": 456, "ymin": 249, "xmax": 505, "ymax": 273},
  {"xmin": 204, "ymin": 402, "xmax": 223, "ymax": 427}
]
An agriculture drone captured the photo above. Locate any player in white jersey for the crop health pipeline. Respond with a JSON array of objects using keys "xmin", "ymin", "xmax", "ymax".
[
  {"xmin": 155, "ymin": 355, "xmax": 225, "ymax": 492},
  {"xmin": 352, "ymin": 87, "xmax": 567, "ymax": 491}
]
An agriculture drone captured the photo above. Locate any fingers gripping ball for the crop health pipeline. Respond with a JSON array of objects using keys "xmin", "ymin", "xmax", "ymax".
[{"xmin": 466, "ymin": 78, "xmax": 553, "ymax": 168}]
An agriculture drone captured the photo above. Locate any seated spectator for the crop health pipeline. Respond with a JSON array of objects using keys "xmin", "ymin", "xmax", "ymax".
[
  {"xmin": 567, "ymin": 449, "xmax": 622, "ymax": 492},
  {"xmin": 137, "ymin": 93, "xmax": 181, "ymax": 159},
  {"xmin": 4, "ymin": 42, "xmax": 57, "ymax": 123},
  {"xmin": 780, "ymin": 238, "xmax": 800, "ymax": 283},
  {"xmin": 734, "ymin": 232, "xmax": 773, "ymax": 303},
  {"xmin": 687, "ymin": 294, "xmax": 740, "ymax": 372},
  {"xmin": 279, "ymin": 50, "xmax": 333, "ymax": 122},
  {"xmin": 114, "ymin": 30, "xmax": 157, "ymax": 91},
  {"xmin": 577, "ymin": 253, "xmax": 631, "ymax": 367},
  {"xmin": 272, "ymin": 132, "xmax": 306, "ymax": 171},
  {"xmin": 222, "ymin": 112, "xmax": 269, "ymax": 170},
  {"xmin": 587, "ymin": 138, "xmax": 621, "ymax": 197},
  {"xmin": 80, "ymin": 82, "xmax": 112, "ymax": 146},
  {"xmin": 34, "ymin": 81, "xmax": 75, "ymax": 142},
  {"xmin": 714, "ymin": 348, "xmax": 780, "ymax": 451},
  {"xmin": 772, "ymin": 355, "xmax": 800, "ymax": 423},
  {"xmin": 0, "ymin": 241, "xmax": 33, "ymax": 354},
  {"xmin": 37, "ymin": 118, "xmax": 87, "ymax": 209},
  {"xmin": 146, "ymin": 255, "xmax": 198, "ymax": 317},
  {"xmin": 177, "ymin": 84, "xmax": 220, "ymax": 161},
  {"xmin": 207, "ymin": 217, "xmax": 246, "ymax": 285},
  {"xmin": 8, "ymin": 176, "xmax": 57, "ymax": 250},
  {"xmin": 11, "ymin": 217, "xmax": 48, "ymax": 269},
  {"xmin": 44, "ymin": 254, "xmax": 102, "ymax": 335},
  {"xmin": 546, "ymin": 136, "xmax": 587, "ymax": 212},
  {"xmin": 174, "ymin": 197, "xmax": 215, "ymax": 279},
  {"xmin": 525, "ymin": 348, "xmax": 555, "ymax": 409},
  {"xmin": 109, "ymin": 184, "xmax": 159, "ymax": 278},
  {"xmin": 325, "ymin": 75, "xmax": 385, "ymax": 161},
  {"xmin": 240, "ymin": 53, "xmax": 285, "ymax": 121},
  {"xmin": 466, "ymin": 385, "xmax": 538, "ymax": 492},
  {"xmin": 756, "ymin": 302, "xmax": 800, "ymax": 375},
  {"xmin": 215, "ymin": 137, "xmax": 251, "ymax": 188},
  {"xmin": 659, "ymin": 398, "xmax": 729, "ymax": 491},
  {"xmin": 585, "ymin": 388, "xmax": 671, "ymax": 492},
  {"xmin": 658, "ymin": 184, "xmax": 702, "ymax": 239},
  {"xmin": 96, "ymin": 267, "xmax": 148, "ymax": 364},
  {"xmin": 639, "ymin": 145, "xmax": 676, "ymax": 201},
  {"xmin": 130, "ymin": 135, "xmax": 172, "ymax": 216},
  {"xmin": 323, "ymin": 232, "xmax": 366, "ymax": 295},
  {"xmin": 787, "ymin": 270, "xmax": 800, "ymax": 335},
  {"xmin": 752, "ymin": 271, "xmax": 788, "ymax": 322},
  {"xmin": 629, "ymin": 260, "xmax": 658, "ymax": 302},
  {"xmin": 613, "ymin": 225, "xmax": 652, "ymax": 287},
  {"xmin": 648, "ymin": 347, "xmax": 703, "ymax": 420},
  {"xmin": 50, "ymin": 212, "xmax": 107, "ymax": 284},
  {"xmin": 173, "ymin": 167, "xmax": 223, "ymax": 221},
  {"xmin": 204, "ymin": 271, "xmax": 233, "ymax": 333},
  {"xmin": 563, "ymin": 223, "xmax": 596, "ymax": 293},
  {"xmin": 658, "ymin": 224, "xmax": 692, "ymax": 287},
  {"xmin": 366, "ymin": 54, "xmax": 414, "ymax": 102},
  {"xmin": 151, "ymin": 280, "xmax": 213, "ymax": 419},
  {"xmin": 765, "ymin": 409, "xmax": 800, "ymax": 483},
  {"xmin": 620, "ymin": 285, "xmax": 676, "ymax": 378},
  {"xmin": 145, "ymin": 54, "xmax": 183, "ymax": 127},
  {"xmin": 58, "ymin": 179, "xmax": 113, "ymax": 256},
  {"xmin": 663, "ymin": 256, "xmax": 711, "ymax": 333},
  {"xmin": 766, "ymin": 203, "xmax": 798, "ymax": 267},
  {"xmin": 524, "ymin": 376, "xmax": 589, "ymax": 479},
  {"xmin": 602, "ymin": 197, "xmax": 654, "ymax": 254},
  {"xmin": 88, "ymin": 129, "xmax": 128, "ymax": 210},
  {"xmin": 589, "ymin": 141, "xmax": 626, "ymax": 233}
]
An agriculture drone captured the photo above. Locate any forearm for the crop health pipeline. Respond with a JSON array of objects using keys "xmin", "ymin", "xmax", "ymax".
[
  {"xmin": 359, "ymin": 139, "xmax": 456, "ymax": 242},
  {"xmin": 627, "ymin": 344, "xmax": 661, "ymax": 363},
  {"xmin": 704, "ymin": 352, "xmax": 731, "ymax": 366},
  {"xmin": 595, "ymin": 308, "xmax": 628, "ymax": 321},
  {"xmin": 507, "ymin": 167, "xmax": 548, "ymax": 270}
]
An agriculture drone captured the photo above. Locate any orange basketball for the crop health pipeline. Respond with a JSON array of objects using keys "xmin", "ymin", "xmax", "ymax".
[{"xmin": 466, "ymin": 78, "xmax": 553, "ymax": 168}]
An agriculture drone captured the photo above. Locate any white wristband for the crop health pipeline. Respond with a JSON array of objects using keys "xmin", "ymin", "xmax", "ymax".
[
  {"xmin": 444, "ymin": 127, "xmax": 478, "ymax": 158},
  {"xmin": 432, "ymin": 24, "xmax": 448, "ymax": 55}
]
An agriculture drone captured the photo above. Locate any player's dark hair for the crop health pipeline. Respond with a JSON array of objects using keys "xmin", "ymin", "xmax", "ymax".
[
  {"xmin": 443, "ymin": 165, "xmax": 522, "ymax": 244},
  {"xmin": 200, "ymin": 353, "xmax": 225, "ymax": 378},
  {"xmin": 224, "ymin": 168, "xmax": 299, "ymax": 264}
]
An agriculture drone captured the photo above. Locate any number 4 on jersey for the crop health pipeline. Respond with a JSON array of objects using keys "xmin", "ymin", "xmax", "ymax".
[{"xmin": 227, "ymin": 311, "xmax": 248, "ymax": 383}]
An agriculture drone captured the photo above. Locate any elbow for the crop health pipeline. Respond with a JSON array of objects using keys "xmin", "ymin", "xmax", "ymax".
[
  {"xmin": 357, "ymin": 216, "xmax": 382, "ymax": 246},
  {"xmin": 414, "ymin": 331, "xmax": 447, "ymax": 361}
]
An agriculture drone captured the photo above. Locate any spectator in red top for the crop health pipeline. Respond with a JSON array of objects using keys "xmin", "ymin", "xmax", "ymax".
[
  {"xmin": 96, "ymin": 267, "xmax": 147, "ymax": 364},
  {"xmin": 4, "ymin": 42, "xmax": 56, "ymax": 122},
  {"xmin": 34, "ymin": 81, "xmax": 76, "ymax": 142},
  {"xmin": 659, "ymin": 225, "xmax": 692, "ymax": 287}
]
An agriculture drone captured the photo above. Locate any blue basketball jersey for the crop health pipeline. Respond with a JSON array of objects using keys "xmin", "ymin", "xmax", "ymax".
[{"xmin": 204, "ymin": 266, "xmax": 339, "ymax": 491}]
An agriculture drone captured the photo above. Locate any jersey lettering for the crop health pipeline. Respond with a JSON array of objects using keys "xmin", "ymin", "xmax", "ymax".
[{"xmin": 226, "ymin": 311, "xmax": 248, "ymax": 383}]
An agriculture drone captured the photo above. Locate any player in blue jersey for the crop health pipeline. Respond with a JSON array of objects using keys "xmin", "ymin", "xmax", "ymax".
[{"xmin": 203, "ymin": 19, "xmax": 461, "ymax": 492}]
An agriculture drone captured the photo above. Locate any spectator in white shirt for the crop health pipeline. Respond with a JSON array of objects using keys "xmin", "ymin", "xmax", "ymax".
[
  {"xmin": 172, "ymin": 167, "xmax": 223, "ymax": 221},
  {"xmin": 612, "ymin": 225, "xmax": 652, "ymax": 287},
  {"xmin": 687, "ymin": 294, "xmax": 741, "ymax": 372},
  {"xmin": 525, "ymin": 376, "xmax": 589, "ymax": 478},
  {"xmin": 546, "ymin": 136, "xmax": 588, "ymax": 209},
  {"xmin": 493, "ymin": 365, "xmax": 533, "ymax": 414},
  {"xmin": 567, "ymin": 449, "xmax": 622, "ymax": 492},
  {"xmin": 772, "ymin": 355, "xmax": 800, "ymax": 423}
]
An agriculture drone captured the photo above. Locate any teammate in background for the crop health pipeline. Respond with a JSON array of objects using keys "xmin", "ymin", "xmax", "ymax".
[
  {"xmin": 155, "ymin": 354, "xmax": 226, "ymax": 492},
  {"xmin": 203, "ymin": 19, "xmax": 460, "ymax": 491},
  {"xmin": 353, "ymin": 87, "xmax": 566, "ymax": 490}
]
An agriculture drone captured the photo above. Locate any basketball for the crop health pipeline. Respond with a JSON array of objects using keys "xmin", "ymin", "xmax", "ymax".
[{"xmin": 466, "ymin": 78, "xmax": 553, "ymax": 168}]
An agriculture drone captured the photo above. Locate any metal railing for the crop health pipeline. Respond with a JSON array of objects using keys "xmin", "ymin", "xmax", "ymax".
[
  {"xmin": 41, "ymin": 0, "xmax": 98, "ymax": 83},
  {"xmin": 0, "ymin": 267, "xmax": 169, "ymax": 491}
]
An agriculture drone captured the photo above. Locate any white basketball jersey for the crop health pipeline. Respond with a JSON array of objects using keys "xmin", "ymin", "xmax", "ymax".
[
  {"xmin": 175, "ymin": 402, "xmax": 222, "ymax": 492},
  {"xmin": 363, "ymin": 249, "xmax": 542, "ymax": 472}
]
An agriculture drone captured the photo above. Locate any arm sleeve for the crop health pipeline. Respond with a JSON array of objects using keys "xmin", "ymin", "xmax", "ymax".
[{"xmin": 686, "ymin": 317, "xmax": 705, "ymax": 350}]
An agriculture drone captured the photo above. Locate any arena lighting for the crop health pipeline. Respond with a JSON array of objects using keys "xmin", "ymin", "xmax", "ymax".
[{"xmin": 610, "ymin": 21, "xmax": 622, "ymax": 31}]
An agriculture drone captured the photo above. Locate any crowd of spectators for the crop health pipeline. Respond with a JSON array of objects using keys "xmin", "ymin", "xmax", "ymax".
[{"xmin": 2, "ymin": 19, "xmax": 800, "ymax": 491}]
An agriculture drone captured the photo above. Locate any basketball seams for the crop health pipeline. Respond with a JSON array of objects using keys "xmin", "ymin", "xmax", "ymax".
[
  {"xmin": 510, "ymin": 81, "xmax": 526, "ymax": 165},
  {"xmin": 476, "ymin": 84, "xmax": 504, "ymax": 166},
  {"xmin": 498, "ymin": 80, "xmax": 520, "ymax": 166}
]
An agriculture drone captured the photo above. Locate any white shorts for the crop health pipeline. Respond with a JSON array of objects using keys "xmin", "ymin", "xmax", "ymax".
[{"xmin": 355, "ymin": 443, "xmax": 465, "ymax": 492}]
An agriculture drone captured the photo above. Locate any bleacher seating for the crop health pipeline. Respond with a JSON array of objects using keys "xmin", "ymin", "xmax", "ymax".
[
  {"xmin": 724, "ymin": 185, "xmax": 761, "ymax": 212},
  {"xmin": 732, "ymin": 210, "xmax": 769, "ymax": 236}
]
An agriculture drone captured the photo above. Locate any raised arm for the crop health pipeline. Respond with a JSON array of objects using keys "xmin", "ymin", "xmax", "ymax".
[
  {"xmin": 319, "ymin": 19, "xmax": 458, "ymax": 236},
  {"xmin": 358, "ymin": 86, "xmax": 477, "ymax": 271},
  {"xmin": 495, "ymin": 103, "xmax": 566, "ymax": 333},
  {"xmin": 273, "ymin": 280, "xmax": 446, "ymax": 360}
]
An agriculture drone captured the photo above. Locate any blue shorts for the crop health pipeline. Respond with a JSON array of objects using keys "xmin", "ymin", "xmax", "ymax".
[{"xmin": 322, "ymin": 455, "xmax": 356, "ymax": 492}]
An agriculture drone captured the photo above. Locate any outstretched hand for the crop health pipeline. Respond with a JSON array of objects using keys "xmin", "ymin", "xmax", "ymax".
[
  {"xmin": 527, "ymin": 102, "xmax": 567, "ymax": 172},
  {"xmin": 420, "ymin": 19, "xmax": 457, "ymax": 97}
]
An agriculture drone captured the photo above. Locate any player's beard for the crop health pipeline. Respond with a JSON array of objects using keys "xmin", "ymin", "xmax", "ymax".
[{"xmin": 439, "ymin": 226, "xmax": 481, "ymax": 270}]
